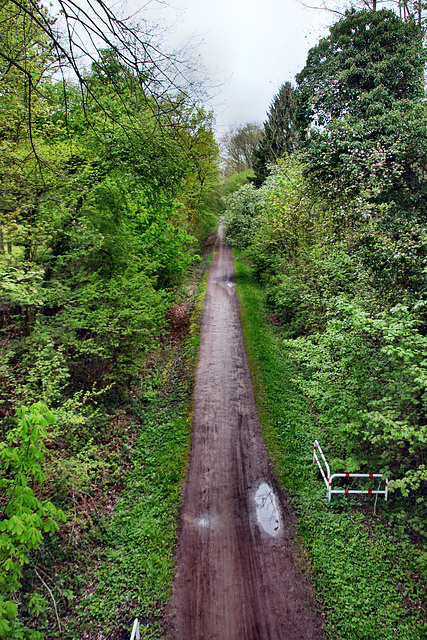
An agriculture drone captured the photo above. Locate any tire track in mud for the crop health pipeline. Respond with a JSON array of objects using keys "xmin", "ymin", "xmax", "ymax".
[{"xmin": 167, "ymin": 227, "xmax": 323, "ymax": 640}]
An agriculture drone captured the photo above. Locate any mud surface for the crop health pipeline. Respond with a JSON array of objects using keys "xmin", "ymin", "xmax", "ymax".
[{"xmin": 167, "ymin": 228, "xmax": 323, "ymax": 640}]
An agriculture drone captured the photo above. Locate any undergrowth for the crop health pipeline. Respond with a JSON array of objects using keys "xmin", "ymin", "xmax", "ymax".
[
  {"xmin": 82, "ymin": 271, "xmax": 208, "ymax": 640},
  {"xmin": 234, "ymin": 251, "xmax": 427, "ymax": 640},
  {"xmin": 44, "ymin": 260, "xmax": 211, "ymax": 639}
]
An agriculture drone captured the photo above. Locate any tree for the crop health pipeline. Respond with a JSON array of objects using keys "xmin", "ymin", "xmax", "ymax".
[
  {"xmin": 0, "ymin": 0, "xmax": 206, "ymax": 154},
  {"xmin": 296, "ymin": 8, "xmax": 424, "ymax": 126},
  {"xmin": 221, "ymin": 122, "xmax": 263, "ymax": 177},
  {"xmin": 252, "ymin": 82, "xmax": 297, "ymax": 187},
  {"xmin": 295, "ymin": 9, "xmax": 427, "ymax": 215},
  {"xmin": 0, "ymin": 12, "xmax": 219, "ymax": 396}
]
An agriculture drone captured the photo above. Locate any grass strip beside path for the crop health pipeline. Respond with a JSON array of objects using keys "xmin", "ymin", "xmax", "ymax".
[
  {"xmin": 73, "ymin": 271, "xmax": 209, "ymax": 640},
  {"xmin": 234, "ymin": 251, "xmax": 427, "ymax": 640}
]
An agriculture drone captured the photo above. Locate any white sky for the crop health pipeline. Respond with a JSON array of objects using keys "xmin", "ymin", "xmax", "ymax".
[{"xmin": 134, "ymin": 0, "xmax": 331, "ymax": 133}]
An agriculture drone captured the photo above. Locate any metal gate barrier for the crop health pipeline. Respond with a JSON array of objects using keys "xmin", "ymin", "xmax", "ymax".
[{"xmin": 313, "ymin": 440, "xmax": 388, "ymax": 501}]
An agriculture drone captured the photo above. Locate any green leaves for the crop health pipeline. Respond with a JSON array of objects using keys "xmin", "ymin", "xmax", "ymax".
[
  {"xmin": 235, "ymin": 253, "xmax": 427, "ymax": 640},
  {"xmin": 0, "ymin": 597, "xmax": 18, "ymax": 638},
  {"xmin": 295, "ymin": 9, "xmax": 427, "ymax": 219},
  {"xmin": 287, "ymin": 299, "xmax": 427, "ymax": 492},
  {"xmin": 296, "ymin": 9, "xmax": 425, "ymax": 126},
  {"xmin": 0, "ymin": 403, "xmax": 65, "ymax": 637}
]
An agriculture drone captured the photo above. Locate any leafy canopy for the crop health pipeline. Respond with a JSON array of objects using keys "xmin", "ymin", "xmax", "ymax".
[{"xmin": 296, "ymin": 8, "xmax": 425, "ymax": 128}]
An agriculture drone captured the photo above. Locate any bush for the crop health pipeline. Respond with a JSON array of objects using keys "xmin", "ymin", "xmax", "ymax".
[
  {"xmin": 0, "ymin": 403, "xmax": 65, "ymax": 639},
  {"xmin": 287, "ymin": 299, "xmax": 427, "ymax": 494},
  {"xmin": 223, "ymin": 183, "xmax": 266, "ymax": 249}
]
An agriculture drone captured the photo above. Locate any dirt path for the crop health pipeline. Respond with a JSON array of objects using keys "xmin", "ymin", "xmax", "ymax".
[{"xmin": 167, "ymin": 227, "xmax": 323, "ymax": 640}]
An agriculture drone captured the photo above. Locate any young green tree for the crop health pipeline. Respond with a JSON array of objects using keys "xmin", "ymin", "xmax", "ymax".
[{"xmin": 0, "ymin": 403, "xmax": 65, "ymax": 639}]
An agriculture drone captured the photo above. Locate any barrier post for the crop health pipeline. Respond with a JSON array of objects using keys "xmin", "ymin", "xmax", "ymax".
[
  {"xmin": 313, "ymin": 439, "xmax": 332, "ymax": 500},
  {"xmin": 130, "ymin": 619, "xmax": 140, "ymax": 640}
]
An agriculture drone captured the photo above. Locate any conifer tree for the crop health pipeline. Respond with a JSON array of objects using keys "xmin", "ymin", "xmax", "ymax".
[{"xmin": 252, "ymin": 82, "xmax": 297, "ymax": 186}]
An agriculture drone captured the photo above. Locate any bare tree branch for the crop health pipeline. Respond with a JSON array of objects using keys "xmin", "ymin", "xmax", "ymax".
[{"xmin": 1, "ymin": 0, "xmax": 207, "ymax": 154}]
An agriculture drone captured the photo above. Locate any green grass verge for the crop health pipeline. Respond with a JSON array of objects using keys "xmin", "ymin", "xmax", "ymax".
[
  {"xmin": 70, "ymin": 271, "xmax": 209, "ymax": 640},
  {"xmin": 234, "ymin": 251, "xmax": 427, "ymax": 640}
]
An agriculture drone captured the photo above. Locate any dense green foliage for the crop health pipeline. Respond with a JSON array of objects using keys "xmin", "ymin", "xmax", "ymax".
[
  {"xmin": 225, "ymin": 7, "xmax": 427, "ymax": 498},
  {"xmin": 0, "ymin": 403, "xmax": 65, "ymax": 639},
  {"xmin": 226, "ymin": 156, "xmax": 427, "ymax": 497},
  {"xmin": 0, "ymin": 0, "xmax": 219, "ymax": 635},
  {"xmin": 235, "ymin": 253, "xmax": 427, "ymax": 640},
  {"xmin": 224, "ymin": 7, "xmax": 427, "ymax": 634},
  {"xmin": 295, "ymin": 9, "xmax": 427, "ymax": 219}
]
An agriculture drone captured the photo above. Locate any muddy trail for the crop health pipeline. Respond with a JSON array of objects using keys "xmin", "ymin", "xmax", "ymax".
[{"xmin": 167, "ymin": 228, "xmax": 323, "ymax": 640}]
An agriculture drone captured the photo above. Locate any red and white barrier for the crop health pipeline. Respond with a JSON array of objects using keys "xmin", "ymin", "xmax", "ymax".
[{"xmin": 313, "ymin": 440, "xmax": 388, "ymax": 502}]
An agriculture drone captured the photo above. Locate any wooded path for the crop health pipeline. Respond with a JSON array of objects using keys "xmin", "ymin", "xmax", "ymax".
[{"xmin": 167, "ymin": 227, "xmax": 323, "ymax": 640}]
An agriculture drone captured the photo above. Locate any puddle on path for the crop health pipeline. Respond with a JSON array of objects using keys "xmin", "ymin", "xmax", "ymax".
[
  {"xmin": 254, "ymin": 482, "xmax": 281, "ymax": 536},
  {"xmin": 198, "ymin": 517, "xmax": 210, "ymax": 528},
  {"xmin": 212, "ymin": 280, "xmax": 235, "ymax": 288}
]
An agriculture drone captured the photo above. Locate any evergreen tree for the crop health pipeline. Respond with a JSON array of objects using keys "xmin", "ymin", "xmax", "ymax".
[{"xmin": 252, "ymin": 82, "xmax": 297, "ymax": 186}]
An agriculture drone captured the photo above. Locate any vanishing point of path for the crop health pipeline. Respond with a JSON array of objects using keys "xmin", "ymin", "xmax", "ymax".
[{"xmin": 167, "ymin": 227, "xmax": 323, "ymax": 640}]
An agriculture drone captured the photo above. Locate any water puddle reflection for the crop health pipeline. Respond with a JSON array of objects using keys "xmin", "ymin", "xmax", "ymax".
[
  {"xmin": 198, "ymin": 517, "xmax": 210, "ymax": 528},
  {"xmin": 254, "ymin": 482, "xmax": 281, "ymax": 536}
]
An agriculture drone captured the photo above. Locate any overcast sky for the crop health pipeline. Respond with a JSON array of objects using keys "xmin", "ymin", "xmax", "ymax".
[
  {"xmin": 145, "ymin": 0, "xmax": 331, "ymax": 133},
  {"xmin": 54, "ymin": 0, "xmax": 331, "ymax": 133}
]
